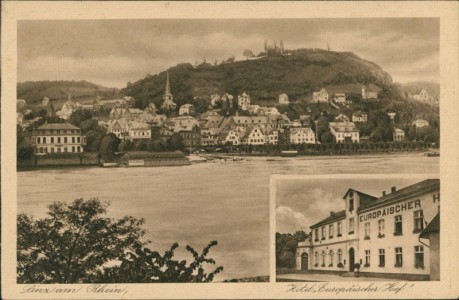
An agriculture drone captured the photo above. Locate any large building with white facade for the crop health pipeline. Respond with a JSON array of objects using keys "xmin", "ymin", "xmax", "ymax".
[
  {"xmin": 31, "ymin": 123, "xmax": 86, "ymax": 153},
  {"xmin": 296, "ymin": 179, "xmax": 440, "ymax": 280}
]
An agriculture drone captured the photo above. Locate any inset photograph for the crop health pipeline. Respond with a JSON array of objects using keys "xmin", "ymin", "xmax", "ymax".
[{"xmin": 275, "ymin": 176, "xmax": 440, "ymax": 282}]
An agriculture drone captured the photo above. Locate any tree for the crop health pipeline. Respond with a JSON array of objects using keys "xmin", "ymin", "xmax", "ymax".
[
  {"xmin": 99, "ymin": 133, "xmax": 121, "ymax": 161},
  {"xmin": 276, "ymin": 231, "xmax": 308, "ymax": 270},
  {"xmin": 243, "ymin": 49, "xmax": 255, "ymax": 59},
  {"xmin": 167, "ymin": 134, "xmax": 185, "ymax": 151},
  {"xmin": 93, "ymin": 241, "xmax": 223, "ymax": 283},
  {"xmin": 17, "ymin": 198, "xmax": 146, "ymax": 283}
]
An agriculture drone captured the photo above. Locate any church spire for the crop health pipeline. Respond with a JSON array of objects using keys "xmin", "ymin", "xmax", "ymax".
[{"xmin": 165, "ymin": 71, "xmax": 171, "ymax": 95}]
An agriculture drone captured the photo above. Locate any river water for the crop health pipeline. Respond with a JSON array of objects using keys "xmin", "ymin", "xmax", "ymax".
[{"xmin": 17, "ymin": 154, "xmax": 438, "ymax": 281}]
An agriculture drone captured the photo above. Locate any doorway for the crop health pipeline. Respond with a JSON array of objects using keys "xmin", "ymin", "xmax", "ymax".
[
  {"xmin": 301, "ymin": 253, "xmax": 308, "ymax": 271},
  {"xmin": 348, "ymin": 248, "xmax": 355, "ymax": 272}
]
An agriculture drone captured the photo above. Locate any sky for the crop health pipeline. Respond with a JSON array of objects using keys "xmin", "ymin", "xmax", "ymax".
[
  {"xmin": 275, "ymin": 177, "xmax": 431, "ymax": 234},
  {"xmin": 18, "ymin": 18, "xmax": 439, "ymax": 88}
]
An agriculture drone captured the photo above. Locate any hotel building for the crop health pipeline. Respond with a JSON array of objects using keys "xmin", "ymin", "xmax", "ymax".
[
  {"xmin": 296, "ymin": 179, "xmax": 440, "ymax": 280},
  {"xmin": 31, "ymin": 123, "xmax": 86, "ymax": 153}
]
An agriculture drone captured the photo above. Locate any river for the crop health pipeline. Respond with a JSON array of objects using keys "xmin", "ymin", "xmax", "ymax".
[{"xmin": 17, "ymin": 153, "xmax": 439, "ymax": 281}]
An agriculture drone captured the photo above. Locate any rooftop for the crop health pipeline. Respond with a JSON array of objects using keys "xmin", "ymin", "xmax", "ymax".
[
  {"xmin": 36, "ymin": 123, "xmax": 80, "ymax": 130},
  {"xmin": 310, "ymin": 210, "xmax": 346, "ymax": 229},
  {"xmin": 419, "ymin": 213, "xmax": 440, "ymax": 239}
]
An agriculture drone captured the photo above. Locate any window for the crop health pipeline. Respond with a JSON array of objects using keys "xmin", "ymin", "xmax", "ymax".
[
  {"xmin": 64, "ymin": 147, "xmax": 68, "ymax": 153},
  {"xmin": 51, "ymin": 147, "xmax": 54, "ymax": 153},
  {"xmin": 394, "ymin": 215, "xmax": 403, "ymax": 236},
  {"xmin": 57, "ymin": 137, "xmax": 61, "ymax": 143},
  {"xmin": 338, "ymin": 249, "xmax": 343, "ymax": 264},
  {"xmin": 378, "ymin": 249, "xmax": 385, "ymax": 267},
  {"xmin": 329, "ymin": 250, "xmax": 334, "ymax": 267},
  {"xmin": 314, "ymin": 229, "xmax": 319, "ymax": 242},
  {"xmin": 349, "ymin": 198, "xmax": 354, "ymax": 212},
  {"xmin": 414, "ymin": 210, "xmax": 424, "ymax": 233},
  {"xmin": 349, "ymin": 218, "xmax": 355, "ymax": 234},
  {"xmin": 57, "ymin": 147, "xmax": 61, "ymax": 153},
  {"xmin": 321, "ymin": 227, "xmax": 326, "ymax": 240},
  {"xmin": 378, "ymin": 219, "xmax": 385, "ymax": 238},
  {"xmin": 433, "ymin": 193, "xmax": 440, "ymax": 203},
  {"xmin": 365, "ymin": 250, "xmax": 370, "ymax": 267},
  {"xmin": 395, "ymin": 247, "xmax": 403, "ymax": 267},
  {"xmin": 314, "ymin": 252, "xmax": 319, "ymax": 266},
  {"xmin": 337, "ymin": 222, "xmax": 342, "ymax": 237},
  {"xmin": 329, "ymin": 224, "xmax": 334, "ymax": 238},
  {"xmin": 72, "ymin": 137, "xmax": 75, "ymax": 143},
  {"xmin": 364, "ymin": 222, "xmax": 370, "ymax": 239},
  {"xmin": 72, "ymin": 146, "xmax": 75, "ymax": 152},
  {"xmin": 321, "ymin": 251, "xmax": 326, "ymax": 266},
  {"xmin": 415, "ymin": 245, "xmax": 424, "ymax": 269},
  {"xmin": 77, "ymin": 137, "xmax": 81, "ymax": 143},
  {"xmin": 37, "ymin": 137, "xmax": 41, "ymax": 144},
  {"xmin": 64, "ymin": 137, "xmax": 68, "ymax": 143}
]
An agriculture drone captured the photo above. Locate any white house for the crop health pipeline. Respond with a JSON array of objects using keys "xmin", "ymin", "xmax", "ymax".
[
  {"xmin": 352, "ymin": 112, "xmax": 368, "ymax": 123},
  {"xmin": 362, "ymin": 85, "xmax": 378, "ymax": 101},
  {"xmin": 127, "ymin": 121, "xmax": 151, "ymax": 141},
  {"xmin": 279, "ymin": 93, "xmax": 290, "ymax": 105},
  {"xmin": 334, "ymin": 93, "xmax": 347, "ymax": 104},
  {"xmin": 313, "ymin": 88, "xmax": 329, "ymax": 102},
  {"xmin": 179, "ymin": 104, "xmax": 195, "ymax": 116},
  {"xmin": 238, "ymin": 92, "xmax": 251, "ymax": 111},
  {"xmin": 245, "ymin": 126, "xmax": 265, "ymax": 145},
  {"xmin": 412, "ymin": 119, "xmax": 429, "ymax": 128},
  {"xmin": 335, "ymin": 114, "xmax": 350, "ymax": 122},
  {"xmin": 329, "ymin": 122, "xmax": 360, "ymax": 143},
  {"xmin": 290, "ymin": 127, "xmax": 316, "ymax": 144},
  {"xmin": 296, "ymin": 179, "xmax": 440, "ymax": 281},
  {"xmin": 393, "ymin": 128, "xmax": 405, "ymax": 142}
]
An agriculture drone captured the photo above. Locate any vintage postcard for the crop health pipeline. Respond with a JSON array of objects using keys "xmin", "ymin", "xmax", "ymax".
[{"xmin": 2, "ymin": 1, "xmax": 458, "ymax": 299}]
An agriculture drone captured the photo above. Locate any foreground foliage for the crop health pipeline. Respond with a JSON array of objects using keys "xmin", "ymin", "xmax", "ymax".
[{"xmin": 17, "ymin": 198, "xmax": 223, "ymax": 283}]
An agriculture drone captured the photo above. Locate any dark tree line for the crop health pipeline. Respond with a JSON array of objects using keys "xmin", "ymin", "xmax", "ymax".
[{"xmin": 276, "ymin": 231, "xmax": 308, "ymax": 270}]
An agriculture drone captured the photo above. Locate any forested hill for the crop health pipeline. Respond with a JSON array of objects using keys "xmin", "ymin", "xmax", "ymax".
[
  {"xmin": 121, "ymin": 48, "xmax": 393, "ymax": 109},
  {"xmin": 17, "ymin": 80, "xmax": 119, "ymax": 104}
]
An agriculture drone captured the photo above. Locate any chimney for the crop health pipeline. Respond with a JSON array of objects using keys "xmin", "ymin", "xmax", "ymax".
[
  {"xmin": 330, "ymin": 211, "xmax": 335, "ymax": 216},
  {"xmin": 391, "ymin": 186, "xmax": 397, "ymax": 193},
  {"xmin": 382, "ymin": 191, "xmax": 386, "ymax": 196}
]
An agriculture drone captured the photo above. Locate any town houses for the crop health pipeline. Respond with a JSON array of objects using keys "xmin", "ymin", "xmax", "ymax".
[
  {"xmin": 20, "ymin": 70, "xmax": 439, "ymax": 157},
  {"xmin": 296, "ymin": 179, "xmax": 440, "ymax": 280}
]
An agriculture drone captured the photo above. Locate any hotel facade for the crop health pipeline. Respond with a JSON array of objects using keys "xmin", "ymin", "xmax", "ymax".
[{"xmin": 296, "ymin": 179, "xmax": 440, "ymax": 280}]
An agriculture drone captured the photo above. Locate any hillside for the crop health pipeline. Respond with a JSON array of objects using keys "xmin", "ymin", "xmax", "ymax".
[
  {"xmin": 121, "ymin": 48, "xmax": 393, "ymax": 109},
  {"xmin": 17, "ymin": 80, "xmax": 119, "ymax": 104}
]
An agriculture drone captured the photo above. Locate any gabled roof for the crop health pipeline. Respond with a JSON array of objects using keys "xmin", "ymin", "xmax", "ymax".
[
  {"xmin": 419, "ymin": 213, "xmax": 440, "ymax": 239},
  {"xmin": 358, "ymin": 179, "xmax": 440, "ymax": 212},
  {"xmin": 310, "ymin": 210, "xmax": 346, "ymax": 229}
]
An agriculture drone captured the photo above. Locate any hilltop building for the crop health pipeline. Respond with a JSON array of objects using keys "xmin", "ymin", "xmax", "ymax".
[
  {"xmin": 296, "ymin": 179, "xmax": 440, "ymax": 280},
  {"xmin": 56, "ymin": 93, "xmax": 77, "ymax": 120},
  {"xmin": 161, "ymin": 72, "xmax": 177, "ymax": 110},
  {"xmin": 31, "ymin": 123, "xmax": 86, "ymax": 154},
  {"xmin": 313, "ymin": 88, "xmax": 329, "ymax": 103},
  {"xmin": 388, "ymin": 113, "xmax": 405, "ymax": 142},
  {"xmin": 290, "ymin": 127, "xmax": 316, "ymax": 144},
  {"xmin": 42, "ymin": 97, "xmax": 50, "ymax": 107}
]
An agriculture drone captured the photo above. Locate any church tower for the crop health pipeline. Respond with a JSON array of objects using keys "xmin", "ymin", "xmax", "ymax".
[{"xmin": 161, "ymin": 71, "xmax": 177, "ymax": 110}]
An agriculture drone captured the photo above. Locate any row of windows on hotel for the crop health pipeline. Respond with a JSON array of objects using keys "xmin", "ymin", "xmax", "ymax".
[
  {"xmin": 34, "ymin": 136, "xmax": 84, "ymax": 144},
  {"xmin": 36, "ymin": 146, "xmax": 82, "ymax": 153},
  {"xmin": 313, "ymin": 246, "xmax": 425, "ymax": 269},
  {"xmin": 314, "ymin": 210, "xmax": 425, "ymax": 242}
]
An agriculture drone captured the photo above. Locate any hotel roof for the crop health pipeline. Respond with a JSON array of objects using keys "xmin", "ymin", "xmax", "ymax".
[
  {"xmin": 36, "ymin": 123, "xmax": 80, "ymax": 130},
  {"xmin": 310, "ymin": 210, "xmax": 346, "ymax": 229},
  {"xmin": 358, "ymin": 179, "xmax": 440, "ymax": 212}
]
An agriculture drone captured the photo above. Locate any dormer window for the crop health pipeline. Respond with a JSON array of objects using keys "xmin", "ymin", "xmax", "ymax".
[{"xmin": 349, "ymin": 198, "xmax": 354, "ymax": 212}]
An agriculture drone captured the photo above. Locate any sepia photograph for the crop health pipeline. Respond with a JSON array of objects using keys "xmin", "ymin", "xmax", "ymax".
[
  {"xmin": 274, "ymin": 175, "xmax": 440, "ymax": 282},
  {"xmin": 2, "ymin": 1, "xmax": 459, "ymax": 299},
  {"xmin": 15, "ymin": 18, "xmax": 441, "ymax": 284}
]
